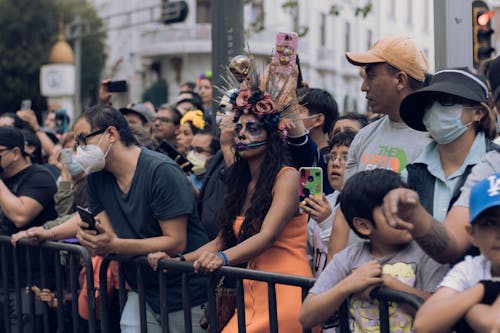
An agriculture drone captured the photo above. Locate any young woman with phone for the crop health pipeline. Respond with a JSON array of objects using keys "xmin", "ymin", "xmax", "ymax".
[{"xmin": 148, "ymin": 55, "xmax": 316, "ymax": 333}]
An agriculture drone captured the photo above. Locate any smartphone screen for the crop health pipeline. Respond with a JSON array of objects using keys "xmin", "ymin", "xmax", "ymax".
[
  {"xmin": 299, "ymin": 167, "xmax": 323, "ymax": 202},
  {"xmin": 274, "ymin": 32, "xmax": 298, "ymax": 75},
  {"xmin": 76, "ymin": 206, "xmax": 97, "ymax": 232},
  {"xmin": 20, "ymin": 99, "xmax": 32, "ymax": 110}
]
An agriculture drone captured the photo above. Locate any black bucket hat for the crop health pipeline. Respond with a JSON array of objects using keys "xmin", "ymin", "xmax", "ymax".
[{"xmin": 400, "ymin": 67, "xmax": 489, "ymax": 131}]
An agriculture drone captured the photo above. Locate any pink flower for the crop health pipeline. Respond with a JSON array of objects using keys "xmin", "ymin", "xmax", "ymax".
[
  {"xmin": 254, "ymin": 93, "xmax": 276, "ymax": 115},
  {"xmin": 235, "ymin": 88, "xmax": 251, "ymax": 108}
]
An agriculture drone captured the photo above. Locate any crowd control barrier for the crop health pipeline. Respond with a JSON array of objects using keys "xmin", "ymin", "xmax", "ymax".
[
  {"xmin": 0, "ymin": 235, "xmax": 97, "ymax": 333},
  {"xmin": 0, "ymin": 236, "xmax": 424, "ymax": 333}
]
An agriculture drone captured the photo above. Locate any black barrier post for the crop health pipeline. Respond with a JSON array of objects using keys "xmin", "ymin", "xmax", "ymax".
[
  {"xmin": 301, "ymin": 287, "xmax": 312, "ymax": 333},
  {"xmin": 118, "ymin": 263, "xmax": 127, "ymax": 313},
  {"xmin": 268, "ymin": 283, "xmax": 278, "ymax": 333},
  {"xmin": 54, "ymin": 251, "xmax": 65, "ymax": 333},
  {"xmin": 338, "ymin": 299, "xmax": 350, "ymax": 333},
  {"xmin": 182, "ymin": 272, "xmax": 192, "ymax": 332},
  {"xmin": 235, "ymin": 278, "xmax": 246, "ymax": 333},
  {"xmin": 159, "ymin": 269, "xmax": 170, "ymax": 333},
  {"xmin": 136, "ymin": 265, "xmax": 147, "ymax": 333},
  {"xmin": 99, "ymin": 255, "xmax": 112, "ymax": 333},
  {"xmin": 69, "ymin": 255, "xmax": 80, "ymax": 333},
  {"xmin": 25, "ymin": 248, "xmax": 36, "ymax": 332},
  {"xmin": 207, "ymin": 274, "xmax": 217, "ymax": 333},
  {"xmin": 378, "ymin": 298, "xmax": 390, "ymax": 333},
  {"xmin": 40, "ymin": 249, "xmax": 50, "ymax": 332},
  {"xmin": 12, "ymin": 247, "xmax": 23, "ymax": 333},
  {"xmin": 1, "ymin": 243, "xmax": 11, "ymax": 333}
]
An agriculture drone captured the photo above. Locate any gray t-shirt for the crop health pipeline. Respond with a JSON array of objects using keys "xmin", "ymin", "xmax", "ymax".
[
  {"xmin": 344, "ymin": 115, "xmax": 431, "ymax": 183},
  {"xmin": 454, "ymin": 150, "xmax": 500, "ymax": 207},
  {"xmin": 310, "ymin": 241, "xmax": 448, "ymax": 333}
]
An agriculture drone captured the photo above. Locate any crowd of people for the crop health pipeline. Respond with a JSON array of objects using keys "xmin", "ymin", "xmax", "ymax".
[{"xmin": 1, "ymin": 34, "xmax": 500, "ymax": 333}]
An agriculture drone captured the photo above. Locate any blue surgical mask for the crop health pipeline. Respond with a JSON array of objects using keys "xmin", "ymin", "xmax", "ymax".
[
  {"xmin": 423, "ymin": 102, "xmax": 471, "ymax": 144},
  {"xmin": 68, "ymin": 156, "xmax": 84, "ymax": 176}
]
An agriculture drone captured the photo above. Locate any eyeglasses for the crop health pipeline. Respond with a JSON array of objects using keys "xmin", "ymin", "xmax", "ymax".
[
  {"xmin": 323, "ymin": 153, "xmax": 348, "ymax": 165},
  {"xmin": 234, "ymin": 121, "xmax": 264, "ymax": 138},
  {"xmin": 75, "ymin": 128, "xmax": 106, "ymax": 149},
  {"xmin": 154, "ymin": 117, "xmax": 173, "ymax": 124}
]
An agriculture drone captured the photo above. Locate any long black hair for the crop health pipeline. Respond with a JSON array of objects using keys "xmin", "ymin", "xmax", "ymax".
[{"xmin": 219, "ymin": 124, "xmax": 290, "ymax": 249}]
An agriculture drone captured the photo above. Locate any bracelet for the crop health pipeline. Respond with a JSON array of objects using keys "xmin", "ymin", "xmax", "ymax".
[
  {"xmin": 215, "ymin": 251, "xmax": 229, "ymax": 266},
  {"xmin": 177, "ymin": 253, "xmax": 186, "ymax": 261},
  {"xmin": 479, "ymin": 280, "xmax": 500, "ymax": 305}
]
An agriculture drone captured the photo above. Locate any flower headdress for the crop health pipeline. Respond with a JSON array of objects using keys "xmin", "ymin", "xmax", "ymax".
[
  {"xmin": 180, "ymin": 109, "xmax": 205, "ymax": 131},
  {"xmin": 216, "ymin": 55, "xmax": 300, "ymax": 138}
]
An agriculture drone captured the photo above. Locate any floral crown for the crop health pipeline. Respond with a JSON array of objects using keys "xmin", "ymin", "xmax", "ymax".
[
  {"xmin": 217, "ymin": 56, "xmax": 299, "ymax": 138},
  {"xmin": 180, "ymin": 109, "xmax": 205, "ymax": 131}
]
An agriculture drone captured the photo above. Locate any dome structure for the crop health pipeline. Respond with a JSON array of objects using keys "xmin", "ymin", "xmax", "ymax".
[{"xmin": 48, "ymin": 17, "xmax": 74, "ymax": 64}]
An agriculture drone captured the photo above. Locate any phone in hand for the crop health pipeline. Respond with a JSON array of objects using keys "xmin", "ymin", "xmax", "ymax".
[
  {"xmin": 157, "ymin": 140, "xmax": 193, "ymax": 172},
  {"xmin": 299, "ymin": 167, "xmax": 323, "ymax": 202},
  {"xmin": 59, "ymin": 148, "xmax": 73, "ymax": 164},
  {"xmin": 76, "ymin": 206, "xmax": 98, "ymax": 232},
  {"xmin": 106, "ymin": 80, "xmax": 128, "ymax": 93},
  {"xmin": 20, "ymin": 99, "xmax": 32, "ymax": 111},
  {"xmin": 274, "ymin": 32, "xmax": 298, "ymax": 75}
]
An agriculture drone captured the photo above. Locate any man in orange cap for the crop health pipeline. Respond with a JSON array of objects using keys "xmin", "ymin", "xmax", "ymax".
[{"xmin": 328, "ymin": 36, "xmax": 433, "ymax": 258}]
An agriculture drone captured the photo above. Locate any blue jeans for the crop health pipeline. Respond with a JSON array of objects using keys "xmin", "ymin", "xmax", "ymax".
[{"xmin": 120, "ymin": 291, "xmax": 206, "ymax": 333}]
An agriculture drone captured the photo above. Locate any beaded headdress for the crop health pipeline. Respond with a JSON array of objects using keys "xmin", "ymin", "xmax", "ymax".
[{"xmin": 216, "ymin": 55, "xmax": 300, "ymax": 138}]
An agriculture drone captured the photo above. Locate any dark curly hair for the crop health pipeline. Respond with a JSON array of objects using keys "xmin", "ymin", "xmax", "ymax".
[{"xmin": 219, "ymin": 125, "xmax": 291, "ymax": 249}]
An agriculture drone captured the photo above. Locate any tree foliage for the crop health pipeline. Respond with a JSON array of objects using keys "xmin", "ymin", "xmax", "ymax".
[{"xmin": 0, "ymin": 0, "xmax": 106, "ymax": 114}]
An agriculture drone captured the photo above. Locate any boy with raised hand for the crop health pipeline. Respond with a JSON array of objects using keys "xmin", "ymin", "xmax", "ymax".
[
  {"xmin": 414, "ymin": 173, "xmax": 500, "ymax": 333},
  {"xmin": 300, "ymin": 169, "xmax": 448, "ymax": 332}
]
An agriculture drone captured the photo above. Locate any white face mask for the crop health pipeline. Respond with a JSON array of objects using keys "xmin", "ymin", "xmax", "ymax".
[
  {"xmin": 187, "ymin": 151, "xmax": 209, "ymax": 176},
  {"xmin": 422, "ymin": 102, "xmax": 472, "ymax": 145},
  {"xmin": 75, "ymin": 132, "xmax": 112, "ymax": 175}
]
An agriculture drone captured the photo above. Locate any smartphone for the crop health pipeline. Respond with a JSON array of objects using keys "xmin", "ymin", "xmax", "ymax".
[
  {"xmin": 157, "ymin": 140, "xmax": 193, "ymax": 172},
  {"xmin": 59, "ymin": 148, "xmax": 73, "ymax": 164},
  {"xmin": 299, "ymin": 167, "xmax": 323, "ymax": 202},
  {"xmin": 274, "ymin": 32, "xmax": 298, "ymax": 75},
  {"xmin": 20, "ymin": 99, "xmax": 32, "ymax": 110},
  {"xmin": 106, "ymin": 80, "xmax": 128, "ymax": 93},
  {"xmin": 76, "ymin": 206, "xmax": 97, "ymax": 232}
]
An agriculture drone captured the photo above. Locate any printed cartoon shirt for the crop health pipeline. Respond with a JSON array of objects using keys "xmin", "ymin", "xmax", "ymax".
[
  {"xmin": 310, "ymin": 241, "xmax": 449, "ymax": 333},
  {"xmin": 343, "ymin": 115, "xmax": 430, "ymax": 184}
]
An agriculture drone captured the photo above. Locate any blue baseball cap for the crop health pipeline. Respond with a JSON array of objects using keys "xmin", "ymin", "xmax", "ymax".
[{"xmin": 469, "ymin": 173, "xmax": 500, "ymax": 224}]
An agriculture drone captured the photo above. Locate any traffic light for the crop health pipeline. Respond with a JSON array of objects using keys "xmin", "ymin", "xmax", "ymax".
[
  {"xmin": 162, "ymin": 0, "xmax": 189, "ymax": 25},
  {"xmin": 472, "ymin": 0, "xmax": 495, "ymax": 68}
]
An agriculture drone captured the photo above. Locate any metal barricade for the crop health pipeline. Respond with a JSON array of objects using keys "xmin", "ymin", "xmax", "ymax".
[{"xmin": 0, "ymin": 235, "xmax": 97, "ymax": 333}]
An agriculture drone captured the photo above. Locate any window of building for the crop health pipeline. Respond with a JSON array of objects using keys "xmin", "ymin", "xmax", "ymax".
[
  {"xmin": 320, "ymin": 13, "xmax": 326, "ymax": 47},
  {"xmin": 367, "ymin": 29, "xmax": 373, "ymax": 49},
  {"xmin": 196, "ymin": 0, "xmax": 211, "ymax": 24},
  {"xmin": 407, "ymin": 0, "xmax": 413, "ymax": 25},
  {"xmin": 345, "ymin": 22, "xmax": 351, "ymax": 52}
]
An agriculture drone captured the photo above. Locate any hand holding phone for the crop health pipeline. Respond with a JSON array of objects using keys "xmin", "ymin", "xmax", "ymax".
[
  {"xmin": 59, "ymin": 148, "xmax": 73, "ymax": 165},
  {"xmin": 274, "ymin": 32, "xmax": 298, "ymax": 75},
  {"xmin": 299, "ymin": 167, "xmax": 323, "ymax": 202},
  {"xmin": 76, "ymin": 206, "xmax": 98, "ymax": 232},
  {"xmin": 157, "ymin": 140, "xmax": 193, "ymax": 172},
  {"xmin": 20, "ymin": 99, "xmax": 32, "ymax": 111}
]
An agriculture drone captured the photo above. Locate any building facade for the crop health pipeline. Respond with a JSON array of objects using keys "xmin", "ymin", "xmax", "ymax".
[{"xmin": 89, "ymin": 0, "xmax": 435, "ymax": 113}]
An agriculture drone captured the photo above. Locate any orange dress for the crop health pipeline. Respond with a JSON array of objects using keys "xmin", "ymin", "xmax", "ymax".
[{"xmin": 221, "ymin": 213, "xmax": 313, "ymax": 333}]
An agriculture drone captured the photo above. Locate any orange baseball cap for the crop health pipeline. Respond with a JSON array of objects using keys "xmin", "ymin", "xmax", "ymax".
[{"xmin": 346, "ymin": 36, "xmax": 429, "ymax": 82}]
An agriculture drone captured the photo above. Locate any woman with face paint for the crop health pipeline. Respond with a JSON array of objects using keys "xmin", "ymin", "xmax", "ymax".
[
  {"xmin": 399, "ymin": 68, "xmax": 498, "ymax": 225},
  {"xmin": 148, "ymin": 65, "xmax": 316, "ymax": 332}
]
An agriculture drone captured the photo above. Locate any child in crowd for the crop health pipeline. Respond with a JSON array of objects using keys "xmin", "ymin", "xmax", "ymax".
[
  {"xmin": 300, "ymin": 169, "xmax": 448, "ymax": 332},
  {"xmin": 301, "ymin": 131, "xmax": 356, "ymax": 277},
  {"xmin": 413, "ymin": 173, "xmax": 500, "ymax": 333}
]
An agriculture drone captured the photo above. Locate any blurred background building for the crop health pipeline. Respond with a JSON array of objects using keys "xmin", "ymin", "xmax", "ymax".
[{"xmin": 88, "ymin": 0, "xmax": 435, "ymax": 113}]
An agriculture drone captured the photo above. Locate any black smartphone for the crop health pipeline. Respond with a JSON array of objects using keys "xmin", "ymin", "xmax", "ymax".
[
  {"xmin": 157, "ymin": 140, "xmax": 193, "ymax": 172},
  {"xmin": 76, "ymin": 206, "xmax": 97, "ymax": 232},
  {"xmin": 107, "ymin": 80, "xmax": 128, "ymax": 93}
]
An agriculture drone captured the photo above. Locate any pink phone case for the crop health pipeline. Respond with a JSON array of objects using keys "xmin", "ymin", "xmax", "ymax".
[{"xmin": 274, "ymin": 32, "xmax": 298, "ymax": 75}]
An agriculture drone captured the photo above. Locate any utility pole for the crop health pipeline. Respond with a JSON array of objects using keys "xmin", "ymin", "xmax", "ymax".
[
  {"xmin": 211, "ymin": 0, "xmax": 244, "ymax": 128},
  {"xmin": 434, "ymin": 0, "xmax": 473, "ymax": 70}
]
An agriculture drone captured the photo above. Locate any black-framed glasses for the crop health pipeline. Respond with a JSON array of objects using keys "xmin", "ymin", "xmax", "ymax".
[
  {"xmin": 323, "ymin": 153, "xmax": 348, "ymax": 165},
  {"xmin": 75, "ymin": 128, "xmax": 106, "ymax": 149}
]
